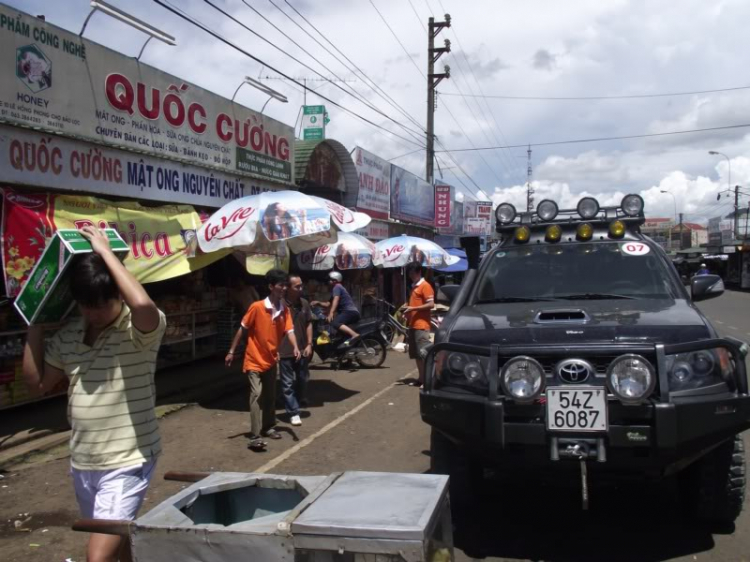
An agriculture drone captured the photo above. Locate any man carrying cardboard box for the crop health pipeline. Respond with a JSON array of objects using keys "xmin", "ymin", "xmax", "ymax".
[{"xmin": 22, "ymin": 226, "xmax": 166, "ymax": 562}]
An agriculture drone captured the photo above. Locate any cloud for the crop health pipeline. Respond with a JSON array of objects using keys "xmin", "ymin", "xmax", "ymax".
[
  {"xmin": 532, "ymin": 49, "xmax": 557, "ymax": 71},
  {"xmin": 452, "ymin": 50, "xmax": 509, "ymax": 77}
]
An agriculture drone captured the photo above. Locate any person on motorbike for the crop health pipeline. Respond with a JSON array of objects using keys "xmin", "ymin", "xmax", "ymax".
[{"xmin": 311, "ymin": 271, "xmax": 360, "ymax": 347}]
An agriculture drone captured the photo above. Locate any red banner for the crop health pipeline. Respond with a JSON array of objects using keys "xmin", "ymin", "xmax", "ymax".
[
  {"xmin": 435, "ymin": 184, "xmax": 452, "ymax": 228},
  {"xmin": 1, "ymin": 189, "xmax": 55, "ymax": 297}
]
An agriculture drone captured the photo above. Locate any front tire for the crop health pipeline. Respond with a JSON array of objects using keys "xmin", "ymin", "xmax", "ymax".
[
  {"xmin": 680, "ymin": 434, "xmax": 746, "ymax": 526},
  {"xmin": 354, "ymin": 337, "xmax": 387, "ymax": 368}
]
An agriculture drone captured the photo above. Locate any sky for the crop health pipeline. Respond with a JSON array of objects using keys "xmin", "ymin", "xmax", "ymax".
[{"xmin": 7, "ymin": 0, "xmax": 750, "ymax": 223}]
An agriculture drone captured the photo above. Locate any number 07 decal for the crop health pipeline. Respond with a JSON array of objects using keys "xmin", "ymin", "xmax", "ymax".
[{"xmin": 620, "ymin": 242, "xmax": 650, "ymax": 256}]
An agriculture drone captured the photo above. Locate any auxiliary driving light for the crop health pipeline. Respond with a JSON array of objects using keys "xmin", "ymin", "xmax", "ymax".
[
  {"xmin": 537, "ymin": 199, "xmax": 559, "ymax": 221},
  {"xmin": 501, "ymin": 356, "xmax": 545, "ymax": 403},
  {"xmin": 496, "ymin": 203, "xmax": 517, "ymax": 225},
  {"xmin": 577, "ymin": 197, "xmax": 600, "ymax": 219},
  {"xmin": 609, "ymin": 220, "xmax": 626, "ymax": 238},
  {"xmin": 607, "ymin": 354, "xmax": 656, "ymax": 405},
  {"xmin": 621, "ymin": 194, "xmax": 645, "ymax": 217},
  {"xmin": 577, "ymin": 223, "xmax": 594, "ymax": 240},
  {"xmin": 546, "ymin": 224, "xmax": 562, "ymax": 242},
  {"xmin": 514, "ymin": 226, "xmax": 531, "ymax": 243}
]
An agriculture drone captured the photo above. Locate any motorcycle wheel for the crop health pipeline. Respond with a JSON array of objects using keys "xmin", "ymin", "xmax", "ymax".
[
  {"xmin": 380, "ymin": 323, "xmax": 396, "ymax": 347},
  {"xmin": 355, "ymin": 337, "xmax": 387, "ymax": 368}
]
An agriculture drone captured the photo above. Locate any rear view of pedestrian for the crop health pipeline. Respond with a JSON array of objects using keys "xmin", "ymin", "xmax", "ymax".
[
  {"xmin": 280, "ymin": 275, "xmax": 314, "ymax": 426},
  {"xmin": 226, "ymin": 269, "xmax": 300, "ymax": 452}
]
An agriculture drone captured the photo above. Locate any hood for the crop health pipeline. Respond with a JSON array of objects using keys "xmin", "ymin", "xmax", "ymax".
[{"xmin": 446, "ymin": 298, "xmax": 712, "ymax": 346}]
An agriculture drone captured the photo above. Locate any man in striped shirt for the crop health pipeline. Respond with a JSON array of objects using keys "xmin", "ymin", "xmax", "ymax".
[{"xmin": 23, "ymin": 226, "xmax": 166, "ymax": 562}]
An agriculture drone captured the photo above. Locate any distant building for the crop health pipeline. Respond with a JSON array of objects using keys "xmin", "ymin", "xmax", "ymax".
[{"xmin": 642, "ymin": 218, "xmax": 707, "ymax": 251}]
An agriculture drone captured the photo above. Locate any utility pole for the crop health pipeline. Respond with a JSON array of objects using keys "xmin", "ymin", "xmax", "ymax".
[
  {"xmin": 734, "ymin": 185, "xmax": 740, "ymax": 241},
  {"xmin": 679, "ymin": 212, "xmax": 684, "ymax": 250},
  {"xmin": 426, "ymin": 15, "xmax": 451, "ymax": 184},
  {"xmin": 526, "ymin": 145, "xmax": 534, "ymax": 211}
]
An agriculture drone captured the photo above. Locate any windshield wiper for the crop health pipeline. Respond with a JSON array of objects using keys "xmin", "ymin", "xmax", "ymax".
[
  {"xmin": 555, "ymin": 293, "xmax": 637, "ymax": 300},
  {"xmin": 476, "ymin": 296, "xmax": 558, "ymax": 304}
]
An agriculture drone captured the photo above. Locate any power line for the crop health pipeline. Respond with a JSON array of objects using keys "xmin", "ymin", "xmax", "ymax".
[
  {"xmin": 439, "ymin": 85, "xmax": 750, "ymax": 101},
  {"xmin": 368, "ymin": 0, "xmax": 425, "ymax": 79},
  {"xmin": 153, "ymin": 0, "xmax": 426, "ymax": 148},
  {"xmin": 436, "ymin": 123, "xmax": 750, "ymax": 152},
  {"xmin": 206, "ymin": 0, "xmax": 427, "ymax": 144}
]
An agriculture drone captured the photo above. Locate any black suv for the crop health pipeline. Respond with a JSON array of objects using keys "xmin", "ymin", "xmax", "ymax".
[{"xmin": 422, "ymin": 195, "xmax": 749, "ymax": 523}]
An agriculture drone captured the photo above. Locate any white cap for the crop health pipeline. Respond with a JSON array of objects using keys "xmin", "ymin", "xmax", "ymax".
[
  {"xmin": 701, "ymin": 263, "xmax": 706, "ymax": 267},
  {"xmin": 329, "ymin": 271, "xmax": 343, "ymax": 282}
]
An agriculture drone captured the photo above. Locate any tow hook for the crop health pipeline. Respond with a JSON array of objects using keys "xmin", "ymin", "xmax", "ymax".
[{"xmin": 550, "ymin": 437, "xmax": 607, "ymax": 510}]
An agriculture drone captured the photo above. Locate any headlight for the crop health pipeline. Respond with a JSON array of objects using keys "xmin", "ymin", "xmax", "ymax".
[
  {"xmin": 495, "ymin": 203, "xmax": 517, "ymax": 225},
  {"xmin": 607, "ymin": 354, "xmax": 655, "ymax": 404},
  {"xmin": 435, "ymin": 351, "xmax": 489, "ymax": 389},
  {"xmin": 500, "ymin": 356, "xmax": 545, "ymax": 403},
  {"xmin": 666, "ymin": 348, "xmax": 735, "ymax": 392}
]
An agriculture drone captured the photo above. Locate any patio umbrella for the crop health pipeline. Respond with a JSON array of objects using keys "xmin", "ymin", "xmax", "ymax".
[
  {"xmin": 372, "ymin": 235, "xmax": 460, "ymax": 269},
  {"xmin": 296, "ymin": 232, "xmax": 377, "ymax": 271},
  {"xmin": 196, "ymin": 191, "xmax": 371, "ymax": 257},
  {"xmin": 435, "ymin": 248, "xmax": 468, "ymax": 272}
]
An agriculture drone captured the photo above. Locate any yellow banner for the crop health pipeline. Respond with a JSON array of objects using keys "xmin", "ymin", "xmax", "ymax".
[{"xmin": 53, "ymin": 195, "xmax": 228, "ymax": 283}]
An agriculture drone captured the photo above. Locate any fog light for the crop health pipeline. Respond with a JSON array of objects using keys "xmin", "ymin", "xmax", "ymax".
[
  {"xmin": 609, "ymin": 220, "xmax": 626, "ymax": 238},
  {"xmin": 537, "ymin": 199, "xmax": 559, "ymax": 221},
  {"xmin": 577, "ymin": 197, "xmax": 600, "ymax": 219},
  {"xmin": 607, "ymin": 354, "xmax": 655, "ymax": 404},
  {"xmin": 515, "ymin": 226, "xmax": 531, "ymax": 243},
  {"xmin": 577, "ymin": 223, "xmax": 593, "ymax": 240},
  {"xmin": 501, "ymin": 356, "xmax": 545, "ymax": 403},
  {"xmin": 546, "ymin": 224, "xmax": 562, "ymax": 242}
]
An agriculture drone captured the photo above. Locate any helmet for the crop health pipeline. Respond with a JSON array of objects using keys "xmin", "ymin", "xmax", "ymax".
[
  {"xmin": 701, "ymin": 263, "xmax": 706, "ymax": 267},
  {"xmin": 329, "ymin": 271, "xmax": 343, "ymax": 282}
]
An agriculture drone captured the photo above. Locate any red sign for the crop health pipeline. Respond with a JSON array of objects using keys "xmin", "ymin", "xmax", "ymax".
[{"xmin": 435, "ymin": 184, "xmax": 452, "ymax": 228}]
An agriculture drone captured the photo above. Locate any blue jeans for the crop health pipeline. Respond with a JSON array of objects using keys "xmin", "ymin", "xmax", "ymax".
[{"xmin": 279, "ymin": 357, "xmax": 309, "ymax": 416}]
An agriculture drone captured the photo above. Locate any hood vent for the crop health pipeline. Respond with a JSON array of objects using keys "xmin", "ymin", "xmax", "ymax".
[{"xmin": 534, "ymin": 309, "xmax": 590, "ymax": 324}]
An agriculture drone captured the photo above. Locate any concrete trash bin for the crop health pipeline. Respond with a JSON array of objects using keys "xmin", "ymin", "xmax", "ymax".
[{"xmin": 74, "ymin": 471, "xmax": 453, "ymax": 561}]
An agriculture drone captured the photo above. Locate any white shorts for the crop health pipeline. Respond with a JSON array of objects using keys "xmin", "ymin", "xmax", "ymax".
[{"xmin": 72, "ymin": 459, "xmax": 157, "ymax": 521}]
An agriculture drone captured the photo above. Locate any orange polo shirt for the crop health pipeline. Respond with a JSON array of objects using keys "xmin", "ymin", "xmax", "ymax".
[
  {"xmin": 241, "ymin": 298, "xmax": 294, "ymax": 372},
  {"xmin": 408, "ymin": 278, "xmax": 435, "ymax": 331}
]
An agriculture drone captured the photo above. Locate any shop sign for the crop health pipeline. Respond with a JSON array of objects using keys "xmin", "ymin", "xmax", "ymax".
[
  {"xmin": 355, "ymin": 220, "xmax": 390, "ymax": 241},
  {"xmin": 439, "ymin": 200, "xmax": 463, "ymax": 236},
  {"xmin": 0, "ymin": 7, "xmax": 294, "ymax": 184},
  {"xmin": 302, "ymin": 105, "xmax": 326, "ymax": 140},
  {"xmin": 390, "ymin": 165, "xmax": 434, "ymax": 226},
  {"xmin": 434, "ymin": 184, "xmax": 452, "ymax": 228},
  {"xmin": 724, "ymin": 246, "xmax": 737, "ymax": 254},
  {"xmin": 353, "ymin": 146, "xmax": 390, "ymax": 220},
  {"xmin": 462, "ymin": 201, "xmax": 492, "ymax": 236},
  {"xmin": 0, "ymin": 125, "xmax": 279, "ymax": 207},
  {"xmin": 1, "ymin": 188, "xmax": 227, "ymax": 297}
]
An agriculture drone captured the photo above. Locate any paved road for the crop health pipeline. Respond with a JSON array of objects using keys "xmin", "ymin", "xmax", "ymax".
[{"xmin": 1, "ymin": 290, "xmax": 749, "ymax": 561}]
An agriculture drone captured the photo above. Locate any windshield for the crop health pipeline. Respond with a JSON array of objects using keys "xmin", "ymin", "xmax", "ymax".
[{"xmin": 475, "ymin": 242, "xmax": 677, "ymax": 303}]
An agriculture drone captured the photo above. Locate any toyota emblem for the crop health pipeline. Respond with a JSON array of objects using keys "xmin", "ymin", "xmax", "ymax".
[{"xmin": 556, "ymin": 359, "xmax": 594, "ymax": 384}]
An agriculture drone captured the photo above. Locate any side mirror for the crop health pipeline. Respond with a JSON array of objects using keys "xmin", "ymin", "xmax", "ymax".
[
  {"xmin": 437, "ymin": 285, "xmax": 460, "ymax": 304},
  {"xmin": 691, "ymin": 274, "xmax": 724, "ymax": 302}
]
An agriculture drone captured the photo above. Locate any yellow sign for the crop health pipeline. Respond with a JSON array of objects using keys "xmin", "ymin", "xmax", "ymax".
[{"xmin": 53, "ymin": 195, "xmax": 228, "ymax": 284}]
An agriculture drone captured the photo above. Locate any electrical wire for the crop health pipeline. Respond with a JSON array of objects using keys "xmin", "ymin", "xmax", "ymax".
[
  {"xmin": 439, "ymin": 85, "xmax": 750, "ymax": 101},
  {"xmin": 152, "ymin": 0, "xmax": 426, "ymax": 148},
  {"xmin": 436, "ymin": 123, "xmax": 750, "ymax": 152},
  {"xmin": 367, "ymin": 0, "xmax": 426, "ymax": 80}
]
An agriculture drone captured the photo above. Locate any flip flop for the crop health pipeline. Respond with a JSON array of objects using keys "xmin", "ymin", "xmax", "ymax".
[
  {"xmin": 248, "ymin": 439, "xmax": 267, "ymax": 452},
  {"xmin": 262, "ymin": 429, "xmax": 282, "ymax": 440}
]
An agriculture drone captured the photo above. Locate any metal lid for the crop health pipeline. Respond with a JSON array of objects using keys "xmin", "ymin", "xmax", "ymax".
[{"xmin": 291, "ymin": 471, "xmax": 449, "ymax": 541}]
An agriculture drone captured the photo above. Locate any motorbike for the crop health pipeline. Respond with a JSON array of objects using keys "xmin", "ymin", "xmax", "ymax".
[
  {"xmin": 312, "ymin": 314, "xmax": 387, "ymax": 370},
  {"xmin": 377, "ymin": 299, "xmax": 446, "ymax": 347}
]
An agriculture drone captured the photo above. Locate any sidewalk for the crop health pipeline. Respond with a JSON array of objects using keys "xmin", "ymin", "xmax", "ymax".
[{"xmin": 0, "ymin": 355, "xmax": 244, "ymax": 454}]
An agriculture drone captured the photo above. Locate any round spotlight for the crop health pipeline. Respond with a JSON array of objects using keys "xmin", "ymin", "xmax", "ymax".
[
  {"xmin": 500, "ymin": 356, "xmax": 545, "ymax": 403},
  {"xmin": 609, "ymin": 220, "xmax": 626, "ymax": 238},
  {"xmin": 577, "ymin": 223, "xmax": 594, "ymax": 241},
  {"xmin": 621, "ymin": 194, "xmax": 645, "ymax": 217},
  {"xmin": 536, "ymin": 199, "xmax": 559, "ymax": 221},
  {"xmin": 495, "ymin": 203, "xmax": 517, "ymax": 225},
  {"xmin": 546, "ymin": 225, "xmax": 562, "ymax": 242},
  {"xmin": 577, "ymin": 197, "xmax": 600, "ymax": 219},
  {"xmin": 607, "ymin": 354, "xmax": 656, "ymax": 405}
]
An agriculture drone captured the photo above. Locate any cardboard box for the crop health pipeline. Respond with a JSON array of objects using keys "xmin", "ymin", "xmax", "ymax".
[{"xmin": 13, "ymin": 229, "xmax": 129, "ymax": 326}]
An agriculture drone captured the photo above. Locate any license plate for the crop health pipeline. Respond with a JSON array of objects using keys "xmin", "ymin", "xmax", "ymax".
[{"xmin": 546, "ymin": 387, "xmax": 608, "ymax": 432}]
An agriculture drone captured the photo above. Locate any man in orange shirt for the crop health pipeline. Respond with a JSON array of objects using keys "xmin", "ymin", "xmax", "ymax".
[
  {"xmin": 226, "ymin": 269, "xmax": 300, "ymax": 452},
  {"xmin": 403, "ymin": 262, "xmax": 435, "ymax": 386}
]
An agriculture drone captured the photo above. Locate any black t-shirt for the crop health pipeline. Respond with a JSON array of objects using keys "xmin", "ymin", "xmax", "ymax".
[{"xmin": 279, "ymin": 297, "xmax": 313, "ymax": 358}]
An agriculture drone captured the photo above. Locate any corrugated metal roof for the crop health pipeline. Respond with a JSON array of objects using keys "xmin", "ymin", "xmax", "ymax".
[{"xmin": 294, "ymin": 139, "xmax": 359, "ymax": 207}]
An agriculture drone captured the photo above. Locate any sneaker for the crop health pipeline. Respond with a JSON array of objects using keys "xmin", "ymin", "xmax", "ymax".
[{"xmin": 290, "ymin": 415, "xmax": 302, "ymax": 426}]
